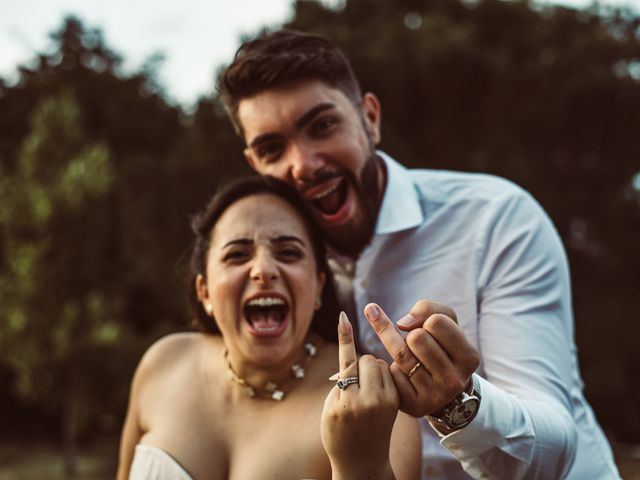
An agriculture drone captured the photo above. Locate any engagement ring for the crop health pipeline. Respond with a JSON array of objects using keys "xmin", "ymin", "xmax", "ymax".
[{"xmin": 336, "ymin": 376, "xmax": 359, "ymax": 390}]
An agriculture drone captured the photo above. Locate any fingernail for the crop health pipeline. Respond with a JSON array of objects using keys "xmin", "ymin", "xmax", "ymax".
[
  {"xmin": 338, "ymin": 311, "xmax": 351, "ymax": 334},
  {"xmin": 396, "ymin": 315, "xmax": 414, "ymax": 327},
  {"xmin": 365, "ymin": 304, "xmax": 379, "ymax": 320},
  {"xmin": 328, "ymin": 372, "xmax": 340, "ymax": 381}
]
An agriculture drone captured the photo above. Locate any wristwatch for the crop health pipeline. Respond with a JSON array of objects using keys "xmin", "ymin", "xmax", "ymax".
[{"xmin": 424, "ymin": 373, "xmax": 481, "ymax": 434}]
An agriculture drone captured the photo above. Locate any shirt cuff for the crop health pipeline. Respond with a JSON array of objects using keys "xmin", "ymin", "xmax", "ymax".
[{"xmin": 435, "ymin": 376, "xmax": 530, "ymax": 458}]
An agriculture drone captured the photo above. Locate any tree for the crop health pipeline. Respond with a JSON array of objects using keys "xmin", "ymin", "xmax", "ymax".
[{"xmin": 0, "ymin": 91, "xmax": 122, "ymax": 475}]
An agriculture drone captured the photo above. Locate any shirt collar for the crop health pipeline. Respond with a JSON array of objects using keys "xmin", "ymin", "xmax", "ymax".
[{"xmin": 375, "ymin": 151, "xmax": 424, "ymax": 235}]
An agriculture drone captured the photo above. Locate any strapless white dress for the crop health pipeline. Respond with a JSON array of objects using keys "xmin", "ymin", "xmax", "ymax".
[{"xmin": 130, "ymin": 444, "xmax": 194, "ymax": 480}]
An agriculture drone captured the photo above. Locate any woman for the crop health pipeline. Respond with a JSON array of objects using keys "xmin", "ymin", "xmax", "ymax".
[{"xmin": 117, "ymin": 177, "xmax": 421, "ymax": 479}]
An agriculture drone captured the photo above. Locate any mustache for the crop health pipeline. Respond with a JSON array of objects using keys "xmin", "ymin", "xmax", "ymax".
[{"xmin": 296, "ymin": 170, "xmax": 346, "ymax": 196}]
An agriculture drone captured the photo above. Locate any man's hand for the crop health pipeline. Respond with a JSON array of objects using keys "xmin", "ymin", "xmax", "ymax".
[{"xmin": 364, "ymin": 301, "xmax": 480, "ymax": 418}]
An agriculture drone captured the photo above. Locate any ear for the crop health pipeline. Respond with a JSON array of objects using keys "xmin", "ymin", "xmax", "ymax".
[
  {"xmin": 195, "ymin": 274, "xmax": 210, "ymax": 303},
  {"xmin": 244, "ymin": 147, "xmax": 258, "ymax": 172},
  {"xmin": 317, "ymin": 271, "xmax": 326, "ymax": 300},
  {"xmin": 361, "ymin": 92, "xmax": 382, "ymax": 145}
]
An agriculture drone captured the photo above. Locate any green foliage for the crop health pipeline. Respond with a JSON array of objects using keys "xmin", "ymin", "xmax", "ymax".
[
  {"xmin": 0, "ymin": 91, "xmax": 115, "ymax": 401},
  {"xmin": 0, "ymin": 1, "xmax": 638, "ymax": 446}
]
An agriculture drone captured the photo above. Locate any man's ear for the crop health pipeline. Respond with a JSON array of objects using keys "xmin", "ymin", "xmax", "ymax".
[
  {"xmin": 243, "ymin": 147, "xmax": 257, "ymax": 171},
  {"xmin": 361, "ymin": 92, "xmax": 382, "ymax": 145}
]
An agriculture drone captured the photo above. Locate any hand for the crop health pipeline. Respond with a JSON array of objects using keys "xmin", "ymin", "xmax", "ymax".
[
  {"xmin": 321, "ymin": 312, "xmax": 398, "ymax": 479},
  {"xmin": 364, "ymin": 301, "xmax": 480, "ymax": 418}
]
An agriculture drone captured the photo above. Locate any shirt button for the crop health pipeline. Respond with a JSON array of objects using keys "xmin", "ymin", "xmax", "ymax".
[
  {"xmin": 480, "ymin": 473, "xmax": 490, "ymax": 479},
  {"xmin": 360, "ymin": 278, "xmax": 368, "ymax": 289},
  {"xmin": 449, "ymin": 444, "xmax": 460, "ymax": 450}
]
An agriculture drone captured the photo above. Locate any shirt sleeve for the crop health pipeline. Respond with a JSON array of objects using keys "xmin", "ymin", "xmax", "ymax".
[{"xmin": 439, "ymin": 187, "xmax": 579, "ymax": 479}]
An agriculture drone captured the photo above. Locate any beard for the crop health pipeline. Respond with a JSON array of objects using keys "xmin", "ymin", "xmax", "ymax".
[{"xmin": 322, "ymin": 151, "xmax": 383, "ymax": 258}]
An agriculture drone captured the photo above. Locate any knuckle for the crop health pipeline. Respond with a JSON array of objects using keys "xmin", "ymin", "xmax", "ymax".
[
  {"xmin": 415, "ymin": 299, "xmax": 433, "ymax": 315},
  {"xmin": 359, "ymin": 354, "xmax": 376, "ymax": 364},
  {"xmin": 371, "ymin": 315, "xmax": 391, "ymax": 332},
  {"xmin": 342, "ymin": 358, "xmax": 357, "ymax": 370},
  {"xmin": 389, "ymin": 362, "xmax": 404, "ymax": 376},
  {"xmin": 339, "ymin": 332, "xmax": 354, "ymax": 345},
  {"xmin": 393, "ymin": 347, "xmax": 413, "ymax": 365},
  {"xmin": 406, "ymin": 328, "xmax": 428, "ymax": 348},
  {"xmin": 426, "ymin": 313, "xmax": 450, "ymax": 331}
]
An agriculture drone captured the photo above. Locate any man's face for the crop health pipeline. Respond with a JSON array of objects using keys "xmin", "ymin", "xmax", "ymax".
[{"xmin": 238, "ymin": 80, "xmax": 383, "ymax": 257}]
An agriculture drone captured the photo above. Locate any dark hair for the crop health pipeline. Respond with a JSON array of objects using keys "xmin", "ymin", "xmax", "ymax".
[
  {"xmin": 218, "ymin": 29, "xmax": 362, "ymax": 136},
  {"xmin": 189, "ymin": 175, "xmax": 339, "ymax": 343}
]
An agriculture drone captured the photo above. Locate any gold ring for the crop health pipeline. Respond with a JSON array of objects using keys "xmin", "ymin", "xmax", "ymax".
[{"xmin": 408, "ymin": 362, "xmax": 422, "ymax": 378}]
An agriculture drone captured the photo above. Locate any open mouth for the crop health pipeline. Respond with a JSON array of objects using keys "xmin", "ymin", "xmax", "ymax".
[
  {"xmin": 308, "ymin": 177, "xmax": 348, "ymax": 216},
  {"xmin": 243, "ymin": 296, "xmax": 289, "ymax": 336}
]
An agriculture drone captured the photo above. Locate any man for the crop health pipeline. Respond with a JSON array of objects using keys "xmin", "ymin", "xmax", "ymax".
[{"xmin": 218, "ymin": 30, "xmax": 619, "ymax": 479}]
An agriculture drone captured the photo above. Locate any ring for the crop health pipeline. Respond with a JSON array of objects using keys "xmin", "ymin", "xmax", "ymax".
[
  {"xmin": 408, "ymin": 362, "xmax": 422, "ymax": 378},
  {"xmin": 336, "ymin": 376, "xmax": 359, "ymax": 390}
]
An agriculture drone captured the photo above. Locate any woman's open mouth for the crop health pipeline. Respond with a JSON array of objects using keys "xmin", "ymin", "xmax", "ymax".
[{"xmin": 243, "ymin": 295, "xmax": 289, "ymax": 337}]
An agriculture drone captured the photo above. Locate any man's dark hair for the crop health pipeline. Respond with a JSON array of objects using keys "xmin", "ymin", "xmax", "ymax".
[
  {"xmin": 218, "ymin": 30, "xmax": 362, "ymax": 136},
  {"xmin": 188, "ymin": 175, "xmax": 339, "ymax": 343}
]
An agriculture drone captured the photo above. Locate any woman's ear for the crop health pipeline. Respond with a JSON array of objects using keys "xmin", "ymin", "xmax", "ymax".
[
  {"xmin": 316, "ymin": 271, "xmax": 326, "ymax": 308},
  {"xmin": 196, "ymin": 274, "xmax": 215, "ymax": 317},
  {"xmin": 195, "ymin": 274, "xmax": 209, "ymax": 302}
]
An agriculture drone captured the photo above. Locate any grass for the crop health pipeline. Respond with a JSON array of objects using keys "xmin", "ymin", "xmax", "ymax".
[{"xmin": 0, "ymin": 439, "xmax": 117, "ymax": 480}]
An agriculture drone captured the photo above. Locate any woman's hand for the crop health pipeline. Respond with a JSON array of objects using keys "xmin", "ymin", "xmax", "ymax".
[{"xmin": 321, "ymin": 312, "xmax": 399, "ymax": 480}]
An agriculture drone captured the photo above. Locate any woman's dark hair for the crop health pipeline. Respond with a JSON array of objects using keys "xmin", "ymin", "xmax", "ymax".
[
  {"xmin": 189, "ymin": 175, "xmax": 339, "ymax": 343},
  {"xmin": 218, "ymin": 29, "xmax": 362, "ymax": 136}
]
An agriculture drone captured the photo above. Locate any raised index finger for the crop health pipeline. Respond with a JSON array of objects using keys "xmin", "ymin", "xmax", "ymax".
[
  {"xmin": 364, "ymin": 303, "xmax": 415, "ymax": 368},
  {"xmin": 338, "ymin": 311, "xmax": 358, "ymax": 376}
]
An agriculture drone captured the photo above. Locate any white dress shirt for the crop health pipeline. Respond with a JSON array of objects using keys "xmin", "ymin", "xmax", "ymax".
[{"xmin": 335, "ymin": 152, "xmax": 619, "ymax": 479}]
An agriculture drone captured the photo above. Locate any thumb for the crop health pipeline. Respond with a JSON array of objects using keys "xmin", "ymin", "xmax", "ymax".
[{"xmin": 396, "ymin": 299, "xmax": 458, "ymax": 331}]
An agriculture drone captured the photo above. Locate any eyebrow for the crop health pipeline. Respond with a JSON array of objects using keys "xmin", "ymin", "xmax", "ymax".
[
  {"xmin": 248, "ymin": 103, "xmax": 336, "ymax": 150},
  {"xmin": 222, "ymin": 235, "xmax": 306, "ymax": 249}
]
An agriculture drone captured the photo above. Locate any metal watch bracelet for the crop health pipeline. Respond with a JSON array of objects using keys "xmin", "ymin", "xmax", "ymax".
[{"xmin": 424, "ymin": 373, "xmax": 482, "ymax": 433}]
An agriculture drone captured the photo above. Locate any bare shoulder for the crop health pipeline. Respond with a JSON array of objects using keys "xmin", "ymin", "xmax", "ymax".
[{"xmin": 135, "ymin": 332, "xmax": 220, "ymax": 383}]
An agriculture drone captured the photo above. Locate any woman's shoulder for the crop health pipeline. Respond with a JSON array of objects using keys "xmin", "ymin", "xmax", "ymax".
[{"xmin": 136, "ymin": 332, "xmax": 221, "ymax": 382}]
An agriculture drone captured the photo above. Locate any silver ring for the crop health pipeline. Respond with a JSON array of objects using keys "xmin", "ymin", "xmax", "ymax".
[
  {"xmin": 408, "ymin": 362, "xmax": 422, "ymax": 378},
  {"xmin": 336, "ymin": 376, "xmax": 359, "ymax": 390}
]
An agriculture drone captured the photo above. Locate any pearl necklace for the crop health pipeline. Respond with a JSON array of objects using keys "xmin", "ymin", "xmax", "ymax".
[{"xmin": 223, "ymin": 339, "xmax": 318, "ymax": 401}]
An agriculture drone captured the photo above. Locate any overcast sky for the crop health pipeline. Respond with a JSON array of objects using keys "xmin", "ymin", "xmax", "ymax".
[{"xmin": 1, "ymin": 0, "xmax": 638, "ymax": 108}]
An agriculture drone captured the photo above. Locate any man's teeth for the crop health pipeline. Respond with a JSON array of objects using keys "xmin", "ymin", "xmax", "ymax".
[
  {"xmin": 247, "ymin": 297, "xmax": 285, "ymax": 307},
  {"xmin": 310, "ymin": 182, "xmax": 340, "ymax": 201}
]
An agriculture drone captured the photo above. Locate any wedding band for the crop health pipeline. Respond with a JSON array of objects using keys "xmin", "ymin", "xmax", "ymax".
[
  {"xmin": 408, "ymin": 362, "xmax": 422, "ymax": 378},
  {"xmin": 336, "ymin": 376, "xmax": 359, "ymax": 390}
]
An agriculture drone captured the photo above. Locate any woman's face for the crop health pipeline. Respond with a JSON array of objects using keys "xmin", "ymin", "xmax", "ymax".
[{"xmin": 197, "ymin": 193, "xmax": 325, "ymax": 368}]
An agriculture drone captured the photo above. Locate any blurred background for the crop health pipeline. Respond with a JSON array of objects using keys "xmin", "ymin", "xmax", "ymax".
[{"xmin": 0, "ymin": 0, "xmax": 639, "ymax": 478}]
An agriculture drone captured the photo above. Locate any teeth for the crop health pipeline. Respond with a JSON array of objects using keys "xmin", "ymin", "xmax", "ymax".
[
  {"xmin": 309, "ymin": 182, "xmax": 340, "ymax": 200},
  {"xmin": 308, "ymin": 177, "xmax": 344, "ymax": 200},
  {"xmin": 247, "ymin": 297, "xmax": 285, "ymax": 307}
]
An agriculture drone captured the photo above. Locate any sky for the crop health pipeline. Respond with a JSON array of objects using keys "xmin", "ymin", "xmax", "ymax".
[{"xmin": 1, "ymin": 0, "xmax": 639, "ymax": 108}]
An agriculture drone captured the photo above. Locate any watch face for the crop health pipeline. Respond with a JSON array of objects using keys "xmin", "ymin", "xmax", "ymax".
[{"xmin": 450, "ymin": 397, "xmax": 480, "ymax": 426}]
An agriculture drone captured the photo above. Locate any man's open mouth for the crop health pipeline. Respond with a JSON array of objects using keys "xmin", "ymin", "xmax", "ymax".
[
  {"xmin": 243, "ymin": 296, "xmax": 289, "ymax": 336},
  {"xmin": 307, "ymin": 177, "xmax": 348, "ymax": 216}
]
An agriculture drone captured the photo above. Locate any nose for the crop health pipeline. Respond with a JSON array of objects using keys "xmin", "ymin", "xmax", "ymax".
[
  {"xmin": 250, "ymin": 251, "xmax": 278, "ymax": 285},
  {"xmin": 288, "ymin": 141, "xmax": 325, "ymax": 185}
]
